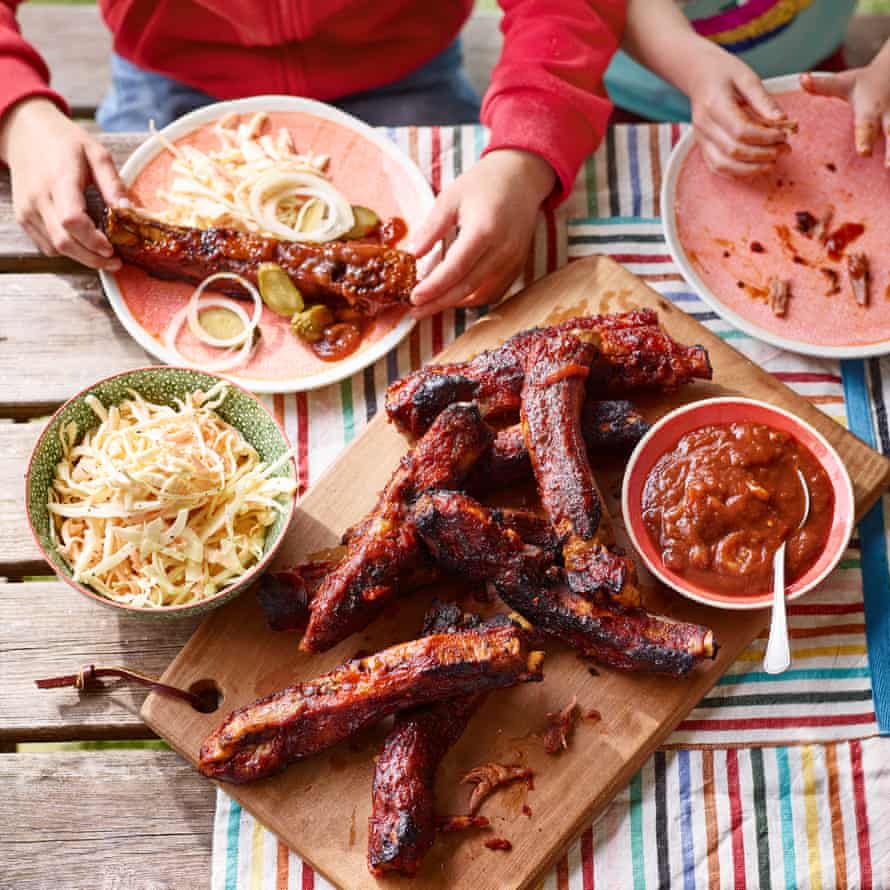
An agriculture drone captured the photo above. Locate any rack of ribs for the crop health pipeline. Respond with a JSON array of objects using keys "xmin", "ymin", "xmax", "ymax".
[
  {"xmin": 384, "ymin": 309, "xmax": 711, "ymax": 437},
  {"xmin": 104, "ymin": 206, "xmax": 417, "ymax": 316},
  {"xmin": 414, "ymin": 490, "xmax": 715, "ymax": 676},
  {"xmin": 521, "ymin": 331, "xmax": 641, "ymax": 607},
  {"xmin": 300, "ymin": 403, "xmax": 492, "ymax": 652},
  {"xmin": 467, "ymin": 399, "xmax": 649, "ymax": 491},
  {"xmin": 368, "ymin": 602, "xmax": 491, "ymax": 877},
  {"xmin": 199, "ymin": 618, "xmax": 544, "ymax": 783}
]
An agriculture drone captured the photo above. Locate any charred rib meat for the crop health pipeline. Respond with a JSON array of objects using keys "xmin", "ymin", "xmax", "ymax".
[
  {"xmin": 521, "ymin": 332, "xmax": 640, "ymax": 607},
  {"xmin": 414, "ymin": 490, "xmax": 715, "ymax": 676},
  {"xmin": 469, "ymin": 399, "xmax": 650, "ymax": 491},
  {"xmin": 384, "ymin": 309, "xmax": 711, "ymax": 437},
  {"xmin": 301, "ymin": 403, "xmax": 492, "ymax": 652},
  {"xmin": 105, "ymin": 207, "xmax": 416, "ymax": 316},
  {"xmin": 199, "ymin": 620, "xmax": 544, "ymax": 783},
  {"xmin": 368, "ymin": 602, "xmax": 487, "ymax": 877}
]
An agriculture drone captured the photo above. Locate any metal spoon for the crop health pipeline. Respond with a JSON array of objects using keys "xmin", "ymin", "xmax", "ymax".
[{"xmin": 763, "ymin": 467, "xmax": 811, "ymax": 675}]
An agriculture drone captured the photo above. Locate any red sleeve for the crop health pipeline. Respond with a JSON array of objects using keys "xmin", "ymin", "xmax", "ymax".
[
  {"xmin": 481, "ymin": 0, "xmax": 625, "ymax": 207},
  {"xmin": 0, "ymin": 2, "xmax": 68, "ymax": 125}
]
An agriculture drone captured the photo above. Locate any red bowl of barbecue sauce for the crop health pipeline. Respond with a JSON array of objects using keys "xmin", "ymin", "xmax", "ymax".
[{"xmin": 621, "ymin": 398, "xmax": 854, "ymax": 610}]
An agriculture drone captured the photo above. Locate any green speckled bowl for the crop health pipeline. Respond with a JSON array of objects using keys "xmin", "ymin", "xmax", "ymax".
[{"xmin": 26, "ymin": 367, "xmax": 297, "ymax": 618}]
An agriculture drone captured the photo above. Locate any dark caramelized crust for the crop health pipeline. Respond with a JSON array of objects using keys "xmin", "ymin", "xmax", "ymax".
[
  {"xmin": 198, "ymin": 622, "xmax": 544, "ymax": 783},
  {"xmin": 521, "ymin": 333, "xmax": 640, "ymax": 607},
  {"xmin": 105, "ymin": 207, "xmax": 416, "ymax": 316},
  {"xmin": 414, "ymin": 491, "xmax": 715, "ymax": 676},
  {"xmin": 384, "ymin": 310, "xmax": 711, "ymax": 437},
  {"xmin": 300, "ymin": 403, "xmax": 493, "ymax": 652},
  {"xmin": 468, "ymin": 399, "xmax": 650, "ymax": 491},
  {"xmin": 255, "ymin": 562, "xmax": 334, "ymax": 631},
  {"xmin": 368, "ymin": 602, "xmax": 486, "ymax": 877}
]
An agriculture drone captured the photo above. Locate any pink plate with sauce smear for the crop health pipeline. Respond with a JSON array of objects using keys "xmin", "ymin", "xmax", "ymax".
[
  {"xmin": 663, "ymin": 75, "xmax": 890, "ymax": 358},
  {"xmin": 98, "ymin": 96, "xmax": 435, "ymax": 393},
  {"xmin": 621, "ymin": 397, "xmax": 854, "ymax": 611}
]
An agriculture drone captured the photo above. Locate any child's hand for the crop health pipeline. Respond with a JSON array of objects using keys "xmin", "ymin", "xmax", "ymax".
[
  {"xmin": 0, "ymin": 97, "xmax": 126, "ymax": 269},
  {"xmin": 801, "ymin": 49, "xmax": 890, "ymax": 162},
  {"xmin": 409, "ymin": 149, "xmax": 556, "ymax": 319},
  {"xmin": 685, "ymin": 46, "xmax": 792, "ymax": 178}
]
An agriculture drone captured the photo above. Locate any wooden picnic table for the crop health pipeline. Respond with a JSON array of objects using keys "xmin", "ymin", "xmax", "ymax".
[{"xmin": 0, "ymin": 126, "xmax": 214, "ymax": 889}]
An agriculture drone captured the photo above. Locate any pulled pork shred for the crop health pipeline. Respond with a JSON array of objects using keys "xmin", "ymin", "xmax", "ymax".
[
  {"xmin": 462, "ymin": 761, "xmax": 534, "ymax": 815},
  {"xmin": 543, "ymin": 695, "xmax": 580, "ymax": 755}
]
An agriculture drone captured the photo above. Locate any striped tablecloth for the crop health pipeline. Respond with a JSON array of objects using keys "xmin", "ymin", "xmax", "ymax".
[{"xmin": 212, "ymin": 124, "xmax": 890, "ymax": 889}]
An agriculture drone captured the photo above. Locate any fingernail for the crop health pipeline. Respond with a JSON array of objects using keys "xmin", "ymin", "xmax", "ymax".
[
  {"xmin": 116, "ymin": 197, "xmax": 131, "ymax": 209},
  {"xmin": 107, "ymin": 258, "xmax": 122, "ymax": 271}
]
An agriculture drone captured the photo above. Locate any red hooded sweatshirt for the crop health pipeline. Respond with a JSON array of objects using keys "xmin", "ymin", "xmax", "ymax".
[{"xmin": 0, "ymin": 1, "xmax": 625, "ymax": 203}]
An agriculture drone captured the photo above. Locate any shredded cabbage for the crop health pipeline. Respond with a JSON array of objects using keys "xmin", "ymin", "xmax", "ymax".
[
  {"xmin": 148, "ymin": 112, "xmax": 354, "ymax": 242},
  {"xmin": 49, "ymin": 382, "xmax": 296, "ymax": 608}
]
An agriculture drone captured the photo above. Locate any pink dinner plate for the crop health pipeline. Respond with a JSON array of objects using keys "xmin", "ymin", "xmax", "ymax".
[
  {"xmin": 663, "ymin": 75, "xmax": 890, "ymax": 358},
  {"xmin": 621, "ymin": 397, "xmax": 854, "ymax": 610},
  {"xmin": 98, "ymin": 96, "xmax": 435, "ymax": 393}
]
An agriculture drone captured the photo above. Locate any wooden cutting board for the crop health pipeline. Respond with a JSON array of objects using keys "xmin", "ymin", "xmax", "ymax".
[{"xmin": 143, "ymin": 256, "xmax": 890, "ymax": 890}]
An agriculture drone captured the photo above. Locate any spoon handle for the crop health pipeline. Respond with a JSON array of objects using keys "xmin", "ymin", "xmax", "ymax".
[{"xmin": 764, "ymin": 541, "xmax": 791, "ymax": 675}]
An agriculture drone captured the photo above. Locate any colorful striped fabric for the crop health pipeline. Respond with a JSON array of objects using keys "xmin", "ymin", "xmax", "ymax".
[
  {"xmin": 212, "ymin": 737, "xmax": 889, "ymax": 890},
  {"xmin": 213, "ymin": 123, "xmax": 890, "ymax": 888}
]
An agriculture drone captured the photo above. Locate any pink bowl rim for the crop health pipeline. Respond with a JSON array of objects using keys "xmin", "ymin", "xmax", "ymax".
[
  {"xmin": 620, "ymin": 396, "xmax": 855, "ymax": 611},
  {"xmin": 25, "ymin": 365, "xmax": 298, "ymax": 616}
]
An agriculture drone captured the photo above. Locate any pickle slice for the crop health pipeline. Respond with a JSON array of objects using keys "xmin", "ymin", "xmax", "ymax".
[
  {"xmin": 257, "ymin": 263, "xmax": 305, "ymax": 316},
  {"xmin": 343, "ymin": 205, "xmax": 380, "ymax": 240},
  {"xmin": 198, "ymin": 307, "xmax": 246, "ymax": 341}
]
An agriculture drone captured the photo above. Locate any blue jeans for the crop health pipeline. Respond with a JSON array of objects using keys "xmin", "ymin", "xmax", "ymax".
[{"xmin": 97, "ymin": 40, "xmax": 481, "ymax": 131}]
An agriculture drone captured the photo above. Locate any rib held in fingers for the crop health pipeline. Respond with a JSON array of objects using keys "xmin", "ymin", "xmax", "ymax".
[{"xmin": 104, "ymin": 206, "xmax": 416, "ymax": 316}]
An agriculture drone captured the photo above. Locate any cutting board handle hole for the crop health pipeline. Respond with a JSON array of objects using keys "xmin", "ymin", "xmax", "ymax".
[{"xmin": 188, "ymin": 679, "xmax": 223, "ymax": 713}]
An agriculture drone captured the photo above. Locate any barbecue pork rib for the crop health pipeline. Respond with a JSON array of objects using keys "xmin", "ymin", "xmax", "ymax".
[
  {"xmin": 300, "ymin": 403, "xmax": 492, "ymax": 652},
  {"xmin": 467, "ymin": 399, "xmax": 650, "ymax": 492},
  {"xmin": 521, "ymin": 331, "xmax": 641, "ymax": 607},
  {"xmin": 199, "ymin": 620, "xmax": 544, "ymax": 783},
  {"xmin": 414, "ymin": 491, "xmax": 715, "ymax": 676},
  {"xmin": 262, "ymin": 508, "xmax": 556, "ymax": 632},
  {"xmin": 384, "ymin": 309, "xmax": 711, "ymax": 437},
  {"xmin": 368, "ymin": 602, "xmax": 489, "ymax": 877},
  {"xmin": 104, "ymin": 206, "xmax": 416, "ymax": 316}
]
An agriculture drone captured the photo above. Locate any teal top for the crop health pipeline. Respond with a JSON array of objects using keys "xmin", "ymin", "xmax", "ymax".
[{"xmin": 605, "ymin": 0, "xmax": 859, "ymax": 122}]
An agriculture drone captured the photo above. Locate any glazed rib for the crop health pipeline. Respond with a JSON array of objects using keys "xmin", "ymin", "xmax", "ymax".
[
  {"xmin": 255, "ymin": 561, "xmax": 335, "ymax": 631},
  {"xmin": 199, "ymin": 620, "xmax": 544, "ymax": 783},
  {"xmin": 384, "ymin": 310, "xmax": 711, "ymax": 436},
  {"xmin": 414, "ymin": 490, "xmax": 715, "ymax": 676},
  {"xmin": 468, "ymin": 399, "xmax": 650, "ymax": 491},
  {"xmin": 300, "ymin": 403, "xmax": 492, "ymax": 652},
  {"xmin": 104, "ymin": 206, "xmax": 416, "ymax": 316},
  {"xmin": 368, "ymin": 602, "xmax": 487, "ymax": 877},
  {"xmin": 521, "ymin": 332, "xmax": 640, "ymax": 607}
]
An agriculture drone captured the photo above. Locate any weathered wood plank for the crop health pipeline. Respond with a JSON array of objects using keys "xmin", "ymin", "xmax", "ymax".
[
  {"xmin": 0, "ymin": 272, "xmax": 156, "ymax": 419},
  {"xmin": 0, "ymin": 750, "xmax": 214, "ymax": 889},
  {"xmin": 0, "ymin": 422, "xmax": 44, "ymax": 574},
  {"xmin": 19, "ymin": 5, "xmax": 111, "ymax": 117},
  {"xmin": 0, "ymin": 581, "xmax": 200, "ymax": 741}
]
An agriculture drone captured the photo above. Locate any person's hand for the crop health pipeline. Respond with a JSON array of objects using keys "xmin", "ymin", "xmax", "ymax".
[
  {"xmin": 409, "ymin": 149, "xmax": 556, "ymax": 319},
  {"xmin": 0, "ymin": 97, "xmax": 126, "ymax": 270},
  {"xmin": 801, "ymin": 47, "xmax": 890, "ymax": 162},
  {"xmin": 682, "ymin": 42, "xmax": 793, "ymax": 177}
]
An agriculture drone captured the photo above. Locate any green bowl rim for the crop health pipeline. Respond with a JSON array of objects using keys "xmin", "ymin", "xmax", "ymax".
[{"xmin": 25, "ymin": 365, "xmax": 297, "ymax": 615}]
